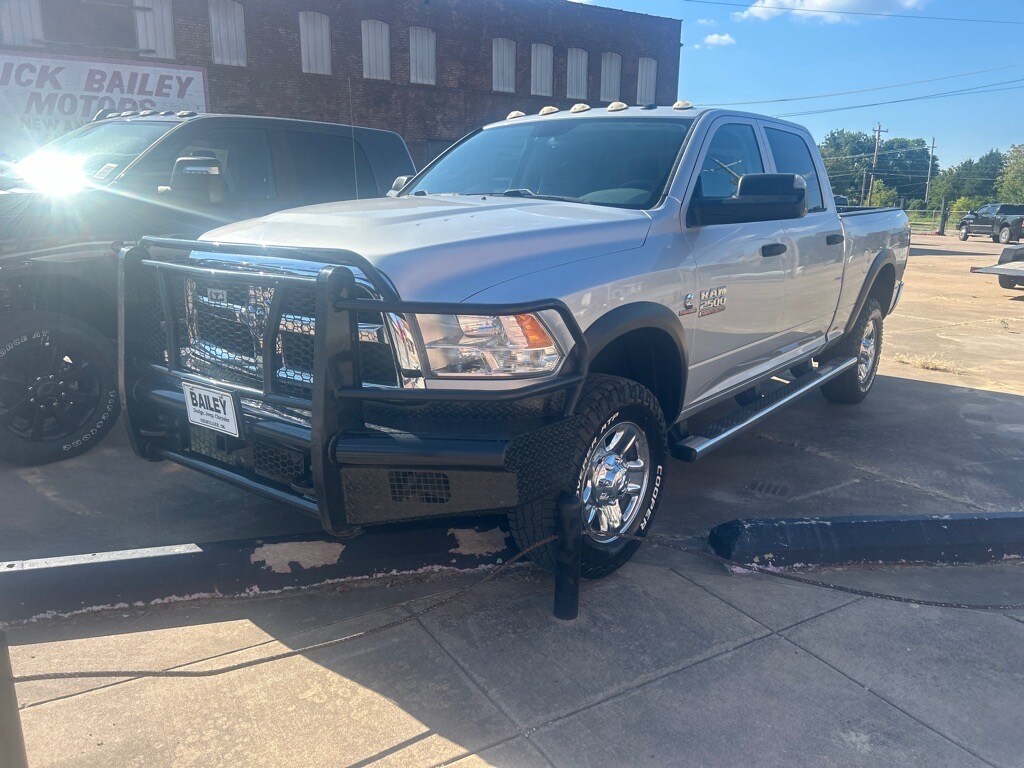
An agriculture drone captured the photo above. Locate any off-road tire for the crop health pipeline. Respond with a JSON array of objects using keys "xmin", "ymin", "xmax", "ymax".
[
  {"xmin": 506, "ymin": 374, "xmax": 668, "ymax": 580},
  {"xmin": 0, "ymin": 311, "xmax": 120, "ymax": 465},
  {"xmin": 999, "ymin": 227, "xmax": 1013, "ymax": 245},
  {"xmin": 998, "ymin": 275, "xmax": 1020, "ymax": 290},
  {"xmin": 958, "ymin": 226, "xmax": 970, "ymax": 241},
  {"xmin": 821, "ymin": 299, "xmax": 883, "ymax": 405}
]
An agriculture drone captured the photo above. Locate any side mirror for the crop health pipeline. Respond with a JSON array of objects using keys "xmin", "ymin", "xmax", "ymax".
[
  {"xmin": 688, "ymin": 173, "xmax": 808, "ymax": 227},
  {"xmin": 160, "ymin": 154, "xmax": 225, "ymax": 205},
  {"xmin": 391, "ymin": 175, "xmax": 411, "ymax": 193}
]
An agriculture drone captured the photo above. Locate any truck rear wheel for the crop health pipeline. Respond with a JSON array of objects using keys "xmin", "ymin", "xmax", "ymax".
[
  {"xmin": 958, "ymin": 226, "xmax": 970, "ymax": 241},
  {"xmin": 998, "ymin": 275, "xmax": 1020, "ymax": 289},
  {"xmin": 507, "ymin": 374, "xmax": 668, "ymax": 579},
  {"xmin": 999, "ymin": 227, "xmax": 1013, "ymax": 244},
  {"xmin": 0, "ymin": 311, "xmax": 120, "ymax": 465},
  {"xmin": 821, "ymin": 299, "xmax": 883, "ymax": 405}
]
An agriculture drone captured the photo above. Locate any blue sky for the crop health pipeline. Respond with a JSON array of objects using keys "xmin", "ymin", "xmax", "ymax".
[{"xmin": 572, "ymin": 0, "xmax": 1020, "ymax": 169}]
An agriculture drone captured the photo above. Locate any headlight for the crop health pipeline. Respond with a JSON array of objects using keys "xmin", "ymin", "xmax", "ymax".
[{"xmin": 415, "ymin": 313, "xmax": 563, "ymax": 377}]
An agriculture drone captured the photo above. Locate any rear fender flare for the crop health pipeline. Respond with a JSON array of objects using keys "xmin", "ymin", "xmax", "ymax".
[{"xmin": 846, "ymin": 249, "xmax": 898, "ymax": 328}]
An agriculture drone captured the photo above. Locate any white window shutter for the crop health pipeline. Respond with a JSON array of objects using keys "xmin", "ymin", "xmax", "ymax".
[
  {"xmin": 566, "ymin": 48, "xmax": 587, "ymax": 99},
  {"xmin": 530, "ymin": 43, "xmax": 552, "ymax": 97},
  {"xmin": 299, "ymin": 11, "xmax": 331, "ymax": 75},
  {"xmin": 600, "ymin": 52, "xmax": 621, "ymax": 102},
  {"xmin": 492, "ymin": 37, "xmax": 515, "ymax": 93},
  {"xmin": 135, "ymin": 0, "xmax": 175, "ymax": 59},
  {"xmin": 637, "ymin": 57, "xmax": 657, "ymax": 104},
  {"xmin": 209, "ymin": 0, "xmax": 246, "ymax": 66},
  {"xmin": 409, "ymin": 26, "xmax": 436, "ymax": 85},
  {"xmin": 0, "ymin": 0, "xmax": 43, "ymax": 46},
  {"xmin": 361, "ymin": 19, "xmax": 390, "ymax": 80}
]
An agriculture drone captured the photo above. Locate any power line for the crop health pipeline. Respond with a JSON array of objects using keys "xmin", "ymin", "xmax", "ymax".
[
  {"xmin": 696, "ymin": 65, "xmax": 1017, "ymax": 107},
  {"xmin": 679, "ymin": 0, "xmax": 1024, "ymax": 25}
]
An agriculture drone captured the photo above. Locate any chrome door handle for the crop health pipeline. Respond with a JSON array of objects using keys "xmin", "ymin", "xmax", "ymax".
[
  {"xmin": 761, "ymin": 243, "xmax": 787, "ymax": 258},
  {"xmin": 826, "ymin": 233, "xmax": 845, "ymax": 246}
]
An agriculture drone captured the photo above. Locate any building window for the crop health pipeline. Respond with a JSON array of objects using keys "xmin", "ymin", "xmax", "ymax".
[
  {"xmin": 209, "ymin": 0, "xmax": 246, "ymax": 66},
  {"xmin": 39, "ymin": 0, "xmax": 136, "ymax": 49},
  {"xmin": 361, "ymin": 19, "xmax": 390, "ymax": 80},
  {"xmin": 0, "ymin": 0, "xmax": 43, "ymax": 46},
  {"xmin": 492, "ymin": 37, "xmax": 515, "ymax": 93},
  {"xmin": 530, "ymin": 43, "xmax": 552, "ymax": 97},
  {"xmin": 637, "ymin": 57, "xmax": 657, "ymax": 105},
  {"xmin": 135, "ymin": 0, "xmax": 174, "ymax": 59},
  {"xmin": 299, "ymin": 11, "xmax": 331, "ymax": 75},
  {"xmin": 409, "ymin": 26, "xmax": 436, "ymax": 85},
  {"xmin": 566, "ymin": 47, "xmax": 587, "ymax": 100},
  {"xmin": 600, "ymin": 52, "xmax": 621, "ymax": 102}
]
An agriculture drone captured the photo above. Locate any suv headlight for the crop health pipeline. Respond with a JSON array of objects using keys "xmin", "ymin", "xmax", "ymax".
[{"xmin": 415, "ymin": 313, "xmax": 563, "ymax": 377}]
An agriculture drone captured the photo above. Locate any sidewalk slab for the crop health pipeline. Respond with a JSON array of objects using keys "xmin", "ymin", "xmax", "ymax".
[
  {"xmin": 19, "ymin": 605, "xmax": 517, "ymax": 768},
  {"xmin": 531, "ymin": 635, "xmax": 986, "ymax": 768},
  {"xmin": 785, "ymin": 598, "xmax": 1024, "ymax": 768},
  {"xmin": 414, "ymin": 562, "xmax": 766, "ymax": 729}
]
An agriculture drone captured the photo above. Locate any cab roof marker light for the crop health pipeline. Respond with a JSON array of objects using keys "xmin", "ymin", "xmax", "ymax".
[
  {"xmin": 569, "ymin": 103, "xmax": 591, "ymax": 113},
  {"xmin": 176, "ymin": 110, "xmax": 197, "ymax": 117},
  {"xmin": 673, "ymin": 100, "xmax": 693, "ymax": 110},
  {"xmin": 607, "ymin": 101, "xmax": 628, "ymax": 112},
  {"xmin": 539, "ymin": 105, "xmax": 560, "ymax": 116},
  {"xmin": 506, "ymin": 110, "xmax": 526, "ymax": 120}
]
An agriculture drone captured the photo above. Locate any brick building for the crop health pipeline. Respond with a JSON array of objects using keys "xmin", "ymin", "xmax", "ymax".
[{"xmin": 0, "ymin": 0, "xmax": 681, "ymax": 164}]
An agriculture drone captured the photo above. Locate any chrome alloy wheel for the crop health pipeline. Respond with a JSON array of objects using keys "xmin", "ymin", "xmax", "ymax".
[
  {"xmin": 580, "ymin": 421, "xmax": 650, "ymax": 543},
  {"xmin": 857, "ymin": 320, "xmax": 878, "ymax": 387}
]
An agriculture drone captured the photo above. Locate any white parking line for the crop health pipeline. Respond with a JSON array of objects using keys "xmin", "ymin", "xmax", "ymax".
[{"xmin": 1, "ymin": 543, "xmax": 203, "ymax": 573}]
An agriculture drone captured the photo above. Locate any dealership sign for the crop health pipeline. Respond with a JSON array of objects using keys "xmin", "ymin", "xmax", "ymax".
[{"xmin": 0, "ymin": 51, "xmax": 207, "ymax": 158}]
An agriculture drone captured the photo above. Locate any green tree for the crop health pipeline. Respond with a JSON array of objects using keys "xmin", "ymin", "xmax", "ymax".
[
  {"xmin": 869, "ymin": 179, "xmax": 899, "ymax": 208},
  {"xmin": 997, "ymin": 145, "xmax": 1024, "ymax": 203},
  {"xmin": 951, "ymin": 195, "xmax": 987, "ymax": 215},
  {"xmin": 818, "ymin": 129, "xmax": 874, "ymax": 201}
]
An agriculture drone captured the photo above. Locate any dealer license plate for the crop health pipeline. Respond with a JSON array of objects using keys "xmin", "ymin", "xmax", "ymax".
[{"xmin": 182, "ymin": 383, "xmax": 240, "ymax": 438}]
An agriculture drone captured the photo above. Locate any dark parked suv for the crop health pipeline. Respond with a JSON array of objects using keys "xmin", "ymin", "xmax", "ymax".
[
  {"xmin": 0, "ymin": 112, "xmax": 413, "ymax": 465},
  {"xmin": 957, "ymin": 203, "xmax": 1024, "ymax": 244}
]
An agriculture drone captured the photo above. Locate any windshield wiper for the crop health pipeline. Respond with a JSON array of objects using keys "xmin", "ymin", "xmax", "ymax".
[{"xmin": 490, "ymin": 189, "xmax": 591, "ymax": 204}]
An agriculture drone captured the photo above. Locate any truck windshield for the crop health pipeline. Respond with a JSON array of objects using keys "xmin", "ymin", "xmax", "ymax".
[
  {"xmin": 0, "ymin": 120, "xmax": 175, "ymax": 195},
  {"xmin": 404, "ymin": 117, "xmax": 694, "ymax": 210}
]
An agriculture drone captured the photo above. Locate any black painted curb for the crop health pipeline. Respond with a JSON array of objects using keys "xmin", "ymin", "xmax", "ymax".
[
  {"xmin": 708, "ymin": 513, "xmax": 1024, "ymax": 568},
  {"xmin": 0, "ymin": 516, "xmax": 513, "ymax": 624}
]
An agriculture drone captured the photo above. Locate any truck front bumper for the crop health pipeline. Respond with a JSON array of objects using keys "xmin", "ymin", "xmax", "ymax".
[{"xmin": 118, "ymin": 238, "xmax": 588, "ymax": 535}]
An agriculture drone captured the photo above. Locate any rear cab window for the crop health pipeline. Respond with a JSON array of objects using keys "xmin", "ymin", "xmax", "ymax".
[
  {"xmin": 284, "ymin": 131, "xmax": 378, "ymax": 204},
  {"xmin": 764, "ymin": 126, "xmax": 825, "ymax": 212}
]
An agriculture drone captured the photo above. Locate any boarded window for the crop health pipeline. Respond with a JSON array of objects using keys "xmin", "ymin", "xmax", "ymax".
[
  {"xmin": 566, "ymin": 47, "xmax": 587, "ymax": 99},
  {"xmin": 209, "ymin": 0, "xmax": 246, "ymax": 66},
  {"xmin": 361, "ymin": 19, "xmax": 390, "ymax": 80},
  {"xmin": 409, "ymin": 26, "xmax": 435, "ymax": 85},
  {"xmin": 299, "ymin": 11, "xmax": 330, "ymax": 74},
  {"xmin": 637, "ymin": 57, "xmax": 657, "ymax": 105},
  {"xmin": 600, "ymin": 52, "xmax": 621, "ymax": 102},
  {"xmin": 0, "ymin": 0, "xmax": 43, "ymax": 46},
  {"xmin": 135, "ymin": 0, "xmax": 174, "ymax": 59},
  {"xmin": 492, "ymin": 37, "xmax": 515, "ymax": 93},
  {"xmin": 40, "ymin": 0, "xmax": 136, "ymax": 48},
  {"xmin": 530, "ymin": 43, "xmax": 552, "ymax": 97}
]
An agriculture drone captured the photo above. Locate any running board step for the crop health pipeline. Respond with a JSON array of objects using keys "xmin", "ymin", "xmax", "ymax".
[{"xmin": 672, "ymin": 357, "xmax": 858, "ymax": 462}]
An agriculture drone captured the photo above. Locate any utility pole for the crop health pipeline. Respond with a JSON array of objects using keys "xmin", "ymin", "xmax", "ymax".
[
  {"xmin": 924, "ymin": 136, "xmax": 936, "ymax": 204},
  {"xmin": 860, "ymin": 169, "xmax": 869, "ymax": 205},
  {"xmin": 867, "ymin": 122, "xmax": 888, "ymax": 206}
]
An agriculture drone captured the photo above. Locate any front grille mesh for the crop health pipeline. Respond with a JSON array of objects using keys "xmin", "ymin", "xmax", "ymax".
[
  {"xmin": 389, "ymin": 470, "xmax": 452, "ymax": 504},
  {"xmin": 138, "ymin": 267, "xmax": 399, "ymax": 399}
]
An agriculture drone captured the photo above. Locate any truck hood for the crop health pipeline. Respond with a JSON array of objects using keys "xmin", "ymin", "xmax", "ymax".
[{"xmin": 198, "ymin": 195, "xmax": 652, "ymax": 302}]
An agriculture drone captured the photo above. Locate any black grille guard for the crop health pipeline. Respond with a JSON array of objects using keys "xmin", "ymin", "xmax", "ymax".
[{"xmin": 118, "ymin": 236, "xmax": 589, "ymax": 534}]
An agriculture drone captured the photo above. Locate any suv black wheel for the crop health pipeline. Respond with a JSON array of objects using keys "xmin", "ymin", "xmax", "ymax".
[
  {"xmin": 821, "ymin": 299, "xmax": 883, "ymax": 405},
  {"xmin": 0, "ymin": 311, "xmax": 120, "ymax": 465},
  {"xmin": 507, "ymin": 374, "xmax": 668, "ymax": 580},
  {"xmin": 999, "ymin": 227, "xmax": 1013, "ymax": 245}
]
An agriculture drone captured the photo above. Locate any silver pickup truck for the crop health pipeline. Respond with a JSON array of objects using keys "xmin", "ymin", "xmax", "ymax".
[{"xmin": 118, "ymin": 104, "xmax": 909, "ymax": 578}]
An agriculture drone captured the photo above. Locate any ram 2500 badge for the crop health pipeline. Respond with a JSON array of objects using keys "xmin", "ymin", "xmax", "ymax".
[{"xmin": 118, "ymin": 102, "xmax": 909, "ymax": 578}]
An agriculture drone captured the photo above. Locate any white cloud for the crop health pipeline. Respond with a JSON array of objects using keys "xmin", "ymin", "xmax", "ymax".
[
  {"xmin": 703, "ymin": 32, "xmax": 737, "ymax": 46},
  {"xmin": 696, "ymin": 18, "xmax": 717, "ymax": 25},
  {"xmin": 691, "ymin": 43, "xmax": 703, "ymax": 49},
  {"xmin": 733, "ymin": 0, "xmax": 927, "ymax": 25}
]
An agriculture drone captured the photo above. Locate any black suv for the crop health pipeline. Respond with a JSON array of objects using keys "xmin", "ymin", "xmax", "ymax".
[
  {"xmin": 957, "ymin": 203, "xmax": 1024, "ymax": 244},
  {"xmin": 0, "ymin": 112, "xmax": 414, "ymax": 465}
]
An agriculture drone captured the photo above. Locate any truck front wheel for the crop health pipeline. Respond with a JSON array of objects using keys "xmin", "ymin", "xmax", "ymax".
[
  {"xmin": 998, "ymin": 275, "xmax": 1020, "ymax": 290},
  {"xmin": 821, "ymin": 299, "xmax": 883, "ymax": 405},
  {"xmin": 0, "ymin": 311, "xmax": 120, "ymax": 465},
  {"xmin": 507, "ymin": 374, "xmax": 668, "ymax": 579}
]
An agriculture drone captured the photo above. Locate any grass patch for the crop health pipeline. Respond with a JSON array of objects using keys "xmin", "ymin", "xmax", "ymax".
[{"xmin": 891, "ymin": 353, "xmax": 964, "ymax": 375}]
